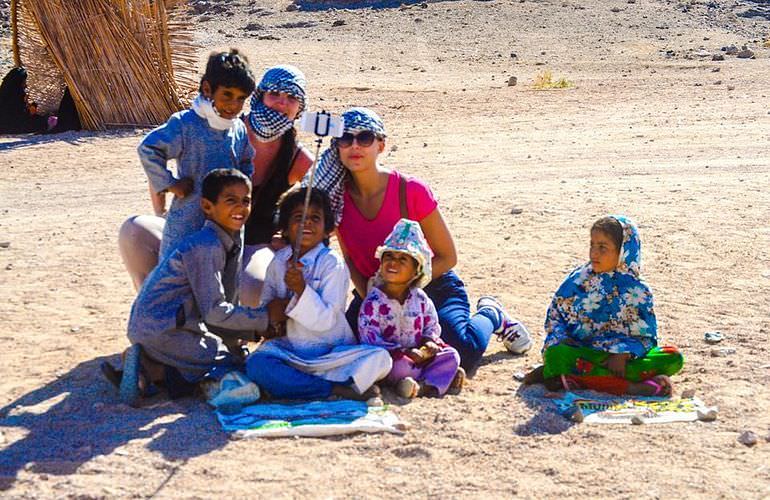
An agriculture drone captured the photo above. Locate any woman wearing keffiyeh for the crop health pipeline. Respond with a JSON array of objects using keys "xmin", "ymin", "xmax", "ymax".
[
  {"xmin": 305, "ymin": 107, "xmax": 533, "ymax": 377},
  {"xmin": 525, "ymin": 215, "xmax": 684, "ymax": 397},
  {"xmin": 240, "ymin": 65, "xmax": 314, "ymax": 307}
]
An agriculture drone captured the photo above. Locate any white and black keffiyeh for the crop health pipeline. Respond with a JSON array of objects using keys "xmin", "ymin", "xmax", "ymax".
[
  {"xmin": 248, "ymin": 65, "xmax": 307, "ymax": 142},
  {"xmin": 302, "ymin": 107, "xmax": 387, "ymax": 225}
]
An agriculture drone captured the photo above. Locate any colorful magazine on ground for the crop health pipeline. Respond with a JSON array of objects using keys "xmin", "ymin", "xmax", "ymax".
[{"xmin": 554, "ymin": 392, "xmax": 715, "ymax": 424}]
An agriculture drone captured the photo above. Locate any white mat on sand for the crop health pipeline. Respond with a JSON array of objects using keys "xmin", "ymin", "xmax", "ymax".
[
  {"xmin": 216, "ymin": 400, "xmax": 406, "ymax": 438},
  {"xmin": 555, "ymin": 392, "xmax": 716, "ymax": 424}
]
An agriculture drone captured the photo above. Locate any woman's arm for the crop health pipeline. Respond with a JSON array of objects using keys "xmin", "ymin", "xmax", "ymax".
[
  {"xmin": 288, "ymin": 147, "xmax": 313, "ymax": 184},
  {"xmin": 419, "ymin": 208, "xmax": 457, "ymax": 279},
  {"xmin": 336, "ymin": 231, "xmax": 368, "ymax": 297}
]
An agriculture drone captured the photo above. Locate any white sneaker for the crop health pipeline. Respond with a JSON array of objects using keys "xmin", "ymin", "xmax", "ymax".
[{"xmin": 477, "ymin": 296, "xmax": 533, "ymax": 354}]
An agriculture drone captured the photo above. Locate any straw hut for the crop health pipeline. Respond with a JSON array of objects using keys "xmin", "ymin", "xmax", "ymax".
[{"xmin": 11, "ymin": 0, "xmax": 199, "ymax": 130}]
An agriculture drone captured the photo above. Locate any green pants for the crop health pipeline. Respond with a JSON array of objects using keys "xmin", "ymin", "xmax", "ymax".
[{"xmin": 543, "ymin": 344, "xmax": 684, "ymax": 382}]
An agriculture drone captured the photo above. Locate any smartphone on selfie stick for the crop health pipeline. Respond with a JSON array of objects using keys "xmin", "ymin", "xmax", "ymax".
[{"xmin": 292, "ymin": 111, "xmax": 344, "ymax": 265}]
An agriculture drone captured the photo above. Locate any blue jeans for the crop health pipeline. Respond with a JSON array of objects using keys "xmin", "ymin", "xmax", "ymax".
[
  {"xmin": 245, "ymin": 351, "xmax": 333, "ymax": 400},
  {"xmin": 346, "ymin": 271, "xmax": 497, "ymax": 376}
]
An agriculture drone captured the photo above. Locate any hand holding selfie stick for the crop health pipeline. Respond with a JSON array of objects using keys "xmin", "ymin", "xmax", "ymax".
[{"xmin": 292, "ymin": 110, "xmax": 344, "ymax": 266}]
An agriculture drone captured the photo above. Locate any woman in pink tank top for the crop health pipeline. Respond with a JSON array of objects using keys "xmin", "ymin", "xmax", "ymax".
[{"xmin": 308, "ymin": 107, "xmax": 533, "ymax": 376}]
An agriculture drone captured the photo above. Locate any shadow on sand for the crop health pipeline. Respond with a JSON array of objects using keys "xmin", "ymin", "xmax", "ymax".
[
  {"xmin": 0, "ymin": 129, "xmax": 142, "ymax": 152},
  {"xmin": 513, "ymin": 380, "xmax": 576, "ymax": 437},
  {"xmin": 0, "ymin": 355, "xmax": 228, "ymax": 491}
]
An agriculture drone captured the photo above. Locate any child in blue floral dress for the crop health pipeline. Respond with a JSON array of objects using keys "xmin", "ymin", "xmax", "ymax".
[{"xmin": 525, "ymin": 215, "xmax": 683, "ymax": 396}]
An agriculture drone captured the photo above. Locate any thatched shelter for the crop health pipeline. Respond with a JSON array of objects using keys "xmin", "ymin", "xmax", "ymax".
[{"xmin": 11, "ymin": 0, "xmax": 198, "ymax": 130}]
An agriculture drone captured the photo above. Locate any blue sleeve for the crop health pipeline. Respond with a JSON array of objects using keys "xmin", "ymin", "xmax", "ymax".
[
  {"xmin": 138, "ymin": 114, "xmax": 184, "ymax": 193},
  {"xmin": 543, "ymin": 294, "xmax": 572, "ymax": 351},
  {"xmin": 183, "ymin": 240, "xmax": 268, "ymax": 338}
]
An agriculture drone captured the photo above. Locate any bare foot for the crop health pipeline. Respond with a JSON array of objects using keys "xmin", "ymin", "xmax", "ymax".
[
  {"xmin": 523, "ymin": 365, "xmax": 545, "ymax": 385},
  {"xmin": 332, "ymin": 383, "xmax": 381, "ymax": 401},
  {"xmin": 629, "ymin": 375, "xmax": 672, "ymax": 397}
]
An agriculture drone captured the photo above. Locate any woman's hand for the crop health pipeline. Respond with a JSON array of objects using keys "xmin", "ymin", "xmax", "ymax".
[
  {"xmin": 605, "ymin": 353, "xmax": 631, "ymax": 378},
  {"xmin": 285, "ymin": 262, "xmax": 306, "ymax": 297},
  {"xmin": 419, "ymin": 209, "xmax": 457, "ymax": 280}
]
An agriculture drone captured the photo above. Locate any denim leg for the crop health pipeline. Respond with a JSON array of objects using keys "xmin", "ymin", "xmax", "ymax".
[
  {"xmin": 425, "ymin": 271, "xmax": 495, "ymax": 374},
  {"xmin": 245, "ymin": 351, "xmax": 333, "ymax": 400}
]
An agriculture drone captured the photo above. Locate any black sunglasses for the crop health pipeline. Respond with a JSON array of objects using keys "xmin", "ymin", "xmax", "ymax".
[{"xmin": 337, "ymin": 130, "xmax": 379, "ymax": 148}]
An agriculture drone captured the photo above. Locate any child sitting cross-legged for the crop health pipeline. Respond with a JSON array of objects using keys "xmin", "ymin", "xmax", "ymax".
[
  {"xmin": 245, "ymin": 187, "xmax": 391, "ymax": 401},
  {"xmin": 103, "ymin": 169, "xmax": 273, "ymax": 406},
  {"xmin": 524, "ymin": 215, "xmax": 684, "ymax": 397},
  {"xmin": 358, "ymin": 219, "xmax": 465, "ymax": 399}
]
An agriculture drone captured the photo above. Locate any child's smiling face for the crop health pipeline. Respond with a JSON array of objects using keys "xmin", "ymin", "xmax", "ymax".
[
  {"xmin": 380, "ymin": 251, "xmax": 418, "ymax": 286},
  {"xmin": 202, "ymin": 82, "xmax": 249, "ymax": 120},
  {"xmin": 590, "ymin": 229, "xmax": 620, "ymax": 273},
  {"xmin": 286, "ymin": 204, "xmax": 328, "ymax": 255},
  {"xmin": 201, "ymin": 182, "xmax": 251, "ymax": 234}
]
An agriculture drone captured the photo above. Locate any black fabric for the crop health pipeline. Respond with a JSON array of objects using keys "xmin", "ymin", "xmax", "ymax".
[
  {"xmin": 243, "ymin": 129, "xmax": 297, "ymax": 245},
  {"xmin": 47, "ymin": 87, "xmax": 82, "ymax": 134},
  {"xmin": 0, "ymin": 67, "xmax": 48, "ymax": 134}
]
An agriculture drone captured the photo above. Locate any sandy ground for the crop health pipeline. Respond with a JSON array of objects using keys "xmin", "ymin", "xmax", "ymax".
[{"xmin": 1, "ymin": 0, "xmax": 769, "ymax": 497}]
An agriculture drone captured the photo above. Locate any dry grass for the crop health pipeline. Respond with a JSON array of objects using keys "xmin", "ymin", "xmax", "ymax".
[
  {"xmin": 532, "ymin": 69, "xmax": 573, "ymax": 89},
  {"xmin": 11, "ymin": 0, "xmax": 198, "ymax": 129}
]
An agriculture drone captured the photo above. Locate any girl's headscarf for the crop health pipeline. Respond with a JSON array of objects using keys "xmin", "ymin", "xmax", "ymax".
[
  {"xmin": 374, "ymin": 218, "xmax": 433, "ymax": 289},
  {"xmin": 543, "ymin": 215, "xmax": 657, "ymax": 358},
  {"xmin": 248, "ymin": 65, "xmax": 307, "ymax": 142},
  {"xmin": 302, "ymin": 107, "xmax": 386, "ymax": 225}
]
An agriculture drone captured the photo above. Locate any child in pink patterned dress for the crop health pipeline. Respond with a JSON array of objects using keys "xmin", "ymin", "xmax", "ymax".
[{"xmin": 358, "ymin": 219, "xmax": 465, "ymax": 398}]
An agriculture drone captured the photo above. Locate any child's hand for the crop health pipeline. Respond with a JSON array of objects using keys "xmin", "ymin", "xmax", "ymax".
[
  {"xmin": 270, "ymin": 233, "xmax": 287, "ymax": 251},
  {"xmin": 605, "ymin": 353, "xmax": 631, "ymax": 378},
  {"xmin": 421, "ymin": 341, "xmax": 442, "ymax": 357},
  {"xmin": 285, "ymin": 262, "xmax": 305, "ymax": 297},
  {"xmin": 167, "ymin": 177, "xmax": 194, "ymax": 199},
  {"xmin": 267, "ymin": 298, "xmax": 289, "ymax": 324}
]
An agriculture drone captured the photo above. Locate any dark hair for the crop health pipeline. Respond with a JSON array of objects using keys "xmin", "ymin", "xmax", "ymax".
[
  {"xmin": 200, "ymin": 49, "xmax": 256, "ymax": 95},
  {"xmin": 201, "ymin": 168, "xmax": 252, "ymax": 203},
  {"xmin": 277, "ymin": 187, "xmax": 334, "ymax": 241},
  {"xmin": 591, "ymin": 216, "xmax": 623, "ymax": 250}
]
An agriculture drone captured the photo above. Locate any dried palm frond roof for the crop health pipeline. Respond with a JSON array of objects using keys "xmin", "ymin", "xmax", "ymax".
[{"xmin": 11, "ymin": 0, "xmax": 199, "ymax": 130}]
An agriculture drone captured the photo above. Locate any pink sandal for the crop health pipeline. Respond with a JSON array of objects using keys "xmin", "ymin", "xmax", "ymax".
[{"xmin": 642, "ymin": 376, "xmax": 671, "ymax": 397}]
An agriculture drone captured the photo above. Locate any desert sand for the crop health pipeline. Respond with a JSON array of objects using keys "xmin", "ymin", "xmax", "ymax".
[{"xmin": 1, "ymin": 0, "xmax": 769, "ymax": 497}]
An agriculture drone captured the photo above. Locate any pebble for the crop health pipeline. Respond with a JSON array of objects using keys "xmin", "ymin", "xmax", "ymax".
[
  {"xmin": 5, "ymin": 264, "xmax": 12, "ymax": 270},
  {"xmin": 723, "ymin": 45, "xmax": 739, "ymax": 55},
  {"xmin": 510, "ymin": 207, "xmax": 524, "ymax": 215},
  {"xmin": 681, "ymin": 388, "xmax": 696, "ymax": 399},
  {"xmin": 711, "ymin": 347, "xmax": 736, "ymax": 357},
  {"xmin": 736, "ymin": 48, "xmax": 755, "ymax": 59},
  {"xmin": 712, "ymin": 54, "xmax": 725, "ymax": 61},
  {"xmin": 512, "ymin": 371, "xmax": 526, "ymax": 382},
  {"xmin": 285, "ymin": 3, "xmax": 298, "ymax": 11},
  {"xmin": 631, "ymin": 415, "xmax": 645, "ymax": 425},
  {"xmin": 0, "ymin": 241, "xmax": 9, "ymax": 248},
  {"xmin": 332, "ymin": 20, "xmax": 346, "ymax": 27},
  {"xmin": 704, "ymin": 331, "xmax": 723, "ymax": 344},
  {"xmin": 697, "ymin": 408, "xmax": 718, "ymax": 422},
  {"xmin": 70, "ymin": 326, "xmax": 81, "ymax": 333},
  {"xmin": 507, "ymin": 76, "xmax": 518, "ymax": 86},
  {"xmin": 738, "ymin": 431, "xmax": 758, "ymax": 447}
]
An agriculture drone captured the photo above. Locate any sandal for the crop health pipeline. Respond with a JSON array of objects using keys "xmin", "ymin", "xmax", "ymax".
[
  {"xmin": 118, "ymin": 344, "xmax": 163, "ymax": 406},
  {"xmin": 641, "ymin": 376, "xmax": 672, "ymax": 397},
  {"xmin": 396, "ymin": 377, "xmax": 420, "ymax": 399},
  {"xmin": 447, "ymin": 367, "xmax": 466, "ymax": 395}
]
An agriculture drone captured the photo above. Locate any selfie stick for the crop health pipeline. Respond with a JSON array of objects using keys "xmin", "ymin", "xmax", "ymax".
[{"xmin": 291, "ymin": 111, "xmax": 333, "ymax": 266}]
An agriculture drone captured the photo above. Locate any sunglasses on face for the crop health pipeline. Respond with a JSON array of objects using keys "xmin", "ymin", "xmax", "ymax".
[{"xmin": 337, "ymin": 130, "xmax": 379, "ymax": 148}]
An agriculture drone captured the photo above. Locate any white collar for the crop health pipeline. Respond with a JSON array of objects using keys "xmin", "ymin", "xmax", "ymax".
[{"xmin": 191, "ymin": 94, "xmax": 236, "ymax": 131}]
